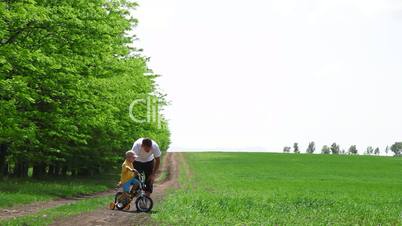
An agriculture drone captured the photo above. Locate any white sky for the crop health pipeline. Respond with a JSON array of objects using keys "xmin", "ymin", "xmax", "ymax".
[{"xmin": 134, "ymin": 0, "xmax": 402, "ymax": 153}]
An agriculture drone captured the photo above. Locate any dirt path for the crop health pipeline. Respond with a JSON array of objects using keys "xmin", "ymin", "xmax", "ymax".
[
  {"xmin": 0, "ymin": 188, "xmax": 116, "ymax": 221},
  {"xmin": 51, "ymin": 152, "xmax": 181, "ymax": 226}
]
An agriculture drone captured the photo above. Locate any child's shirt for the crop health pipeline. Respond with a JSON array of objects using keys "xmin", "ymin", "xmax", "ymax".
[{"xmin": 120, "ymin": 159, "xmax": 135, "ymax": 185}]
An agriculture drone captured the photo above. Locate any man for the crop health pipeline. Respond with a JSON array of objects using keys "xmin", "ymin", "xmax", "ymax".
[{"xmin": 131, "ymin": 137, "xmax": 161, "ymax": 197}]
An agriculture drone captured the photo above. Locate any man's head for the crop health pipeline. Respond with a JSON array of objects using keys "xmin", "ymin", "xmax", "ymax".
[
  {"xmin": 141, "ymin": 138, "xmax": 153, "ymax": 153},
  {"xmin": 125, "ymin": 150, "xmax": 137, "ymax": 162}
]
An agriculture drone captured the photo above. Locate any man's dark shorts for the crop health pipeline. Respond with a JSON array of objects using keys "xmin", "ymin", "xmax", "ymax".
[{"xmin": 134, "ymin": 159, "xmax": 154, "ymax": 193}]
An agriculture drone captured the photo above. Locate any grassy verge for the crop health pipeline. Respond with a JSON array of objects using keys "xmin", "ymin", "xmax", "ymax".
[
  {"xmin": 153, "ymin": 153, "xmax": 402, "ymax": 225},
  {"xmin": 0, "ymin": 195, "xmax": 113, "ymax": 226},
  {"xmin": 0, "ymin": 175, "xmax": 116, "ymax": 208}
]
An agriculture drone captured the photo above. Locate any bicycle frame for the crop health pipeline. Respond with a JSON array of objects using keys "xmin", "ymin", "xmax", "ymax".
[{"xmin": 131, "ymin": 172, "xmax": 147, "ymax": 198}]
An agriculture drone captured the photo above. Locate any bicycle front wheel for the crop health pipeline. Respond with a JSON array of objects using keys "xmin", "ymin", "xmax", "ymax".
[{"xmin": 135, "ymin": 196, "xmax": 153, "ymax": 212}]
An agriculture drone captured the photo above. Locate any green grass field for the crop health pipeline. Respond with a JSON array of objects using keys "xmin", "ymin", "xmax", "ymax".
[
  {"xmin": 0, "ymin": 176, "xmax": 115, "ymax": 208},
  {"xmin": 154, "ymin": 152, "xmax": 402, "ymax": 225}
]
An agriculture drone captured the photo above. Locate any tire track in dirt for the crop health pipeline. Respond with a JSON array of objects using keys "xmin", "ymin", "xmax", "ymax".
[{"xmin": 50, "ymin": 152, "xmax": 181, "ymax": 226}]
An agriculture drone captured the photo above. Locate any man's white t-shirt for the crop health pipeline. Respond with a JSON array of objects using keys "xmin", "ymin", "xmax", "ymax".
[{"xmin": 131, "ymin": 138, "xmax": 161, "ymax": 162}]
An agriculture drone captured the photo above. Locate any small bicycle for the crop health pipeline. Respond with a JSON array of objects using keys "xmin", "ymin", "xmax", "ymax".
[{"xmin": 109, "ymin": 172, "xmax": 153, "ymax": 212}]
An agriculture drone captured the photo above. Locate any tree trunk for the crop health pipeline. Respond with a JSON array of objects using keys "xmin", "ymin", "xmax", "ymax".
[
  {"xmin": 78, "ymin": 168, "xmax": 90, "ymax": 176},
  {"xmin": 54, "ymin": 165, "xmax": 61, "ymax": 176},
  {"xmin": 14, "ymin": 161, "xmax": 23, "ymax": 177},
  {"xmin": 32, "ymin": 164, "xmax": 40, "ymax": 178},
  {"xmin": 33, "ymin": 163, "xmax": 47, "ymax": 178},
  {"xmin": 22, "ymin": 161, "xmax": 29, "ymax": 177},
  {"xmin": 48, "ymin": 165, "xmax": 55, "ymax": 176},
  {"xmin": 71, "ymin": 168, "xmax": 77, "ymax": 177},
  {"xmin": 0, "ymin": 144, "xmax": 8, "ymax": 177},
  {"xmin": 2, "ymin": 162, "xmax": 8, "ymax": 177},
  {"xmin": 61, "ymin": 166, "xmax": 68, "ymax": 176}
]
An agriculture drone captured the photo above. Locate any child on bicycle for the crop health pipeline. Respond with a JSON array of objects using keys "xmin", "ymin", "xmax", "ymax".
[{"xmin": 118, "ymin": 150, "xmax": 140, "ymax": 194}]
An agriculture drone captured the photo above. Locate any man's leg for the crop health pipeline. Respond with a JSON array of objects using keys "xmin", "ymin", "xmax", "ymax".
[
  {"xmin": 144, "ymin": 160, "xmax": 155, "ymax": 197},
  {"xmin": 134, "ymin": 161, "xmax": 148, "ymax": 194},
  {"xmin": 134, "ymin": 161, "xmax": 144, "ymax": 176}
]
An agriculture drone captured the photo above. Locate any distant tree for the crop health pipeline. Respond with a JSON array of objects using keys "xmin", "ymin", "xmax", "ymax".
[
  {"xmin": 348, "ymin": 145, "xmax": 358, "ymax": 155},
  {"xmin": 321, "ymin": 145, "xmax": 330, "ymax": 154},
  {"xmin": 283, "ymin": 146, "xmax": 291, "ymax": 153},
  {"xmin": 374, "ymin": 147, "xmax": 380, "ymax": 155},
  {"xmin": 365, "ymin": 146, "xmax": 374, "ymax": 155},
  {"xmin": 385, "ymin": 146, "xmax": 390, "ymax": 155},
  {"xmin": 330, "ymin": 143, "xmax": 340, "ymax": 154},
  {"xmin": 306, "ymin": 141, "xmax": 315, "ymax": 154},
  {"xmin": 340, "ymin": 149, "xmax": 346, "ymax": 155},
  {"xmin": 293, "ymin": 143, "xmax": 300, "ymax": 153},
  {"xmin": 390, "ymin": 142, "xmax": 402, "ymax": 156}
]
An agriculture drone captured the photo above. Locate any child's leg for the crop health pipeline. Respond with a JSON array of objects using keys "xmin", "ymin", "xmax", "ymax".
[
  {"xmin": 122, "ymin": 178, "xmax": 140, "ymax": 193},
  {"xmin": 130, "ymin": 177, "xmax": 140, "ymax": 185},
  {"xmin": 117, "ymin": 182, "xmax": 132, "ymax": 205},
  {"xmin": 122, "ymin": 180, "xmax": 132, "ymax": 193},
  {"xmin": 129, "ymin": 177, "xmax": 140, "ymax": 191}
]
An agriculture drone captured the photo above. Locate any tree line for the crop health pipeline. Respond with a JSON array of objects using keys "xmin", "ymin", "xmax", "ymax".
[
  {"xmin": 283, "ymin": 142, "xmax": 402, "ymax": 156},
  {"xmin": 0, "ymin": 0, "xmax": 170, "ymax": 178}
]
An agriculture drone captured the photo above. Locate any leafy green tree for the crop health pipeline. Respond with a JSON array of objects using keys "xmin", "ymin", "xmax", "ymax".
[
  {"xmin": 374, "ymin": 147, "xmax": 380, "ymax": 155},
  {"xmin": 293, "ymin": 142, "xmax": 299, "ymax": 154},
  {"xmin": 306, "ymin": 141, "xmax": 315, "ymax": 154},
  {"xmin": 283, "ymin": 146, "xmax": 291, "ymax": 153},
  {"xmin": 390, "ymin": 142, "xmax": 402, "ymax": 156},
  {"xmin": 0, "ymin": 0, "xmax": 170, "ymax": 178},
  {"xmin": 348, "ymin": 145, "xmax": 358, "ymax": 155},
  {"xmin": 321, "ymin": 145, "xmax": 330, "ymax": 154},
  {"xmin": 365, "ymin": 146, "xmax": 374, "ymax": 155},
  {"xmin": 330, "ymin": 143, "xmax": 340, "ymax": 155}
]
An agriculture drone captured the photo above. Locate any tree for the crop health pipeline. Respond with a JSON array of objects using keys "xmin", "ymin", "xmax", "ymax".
[
  {"xmin": 365, "ymin": 146, "xmax": 374, "ymax": 155},
  {"xmin": 306, "ymin": 141, "xmax": 315, "ymax": 154},
  {"xmin": 293, "ymin": 143, "xmax": 300, "ymax": 154},
  {"xmin": 283, "ymin": 146, "xmax": 291, "ymax": 153},
  {"xmin": 390, "ymin": 142, "xmax": 402, "ymax": 156},
  {"xmin": 374, "ymin": 147, "xmax": 380, "ymax": 155},
  {"xmin": 348, "ymin": 145, "xmax": 358, "ymax": 155},
  {"xmin": 321, "ymin": 145, "xmax": 330, "ymax": 154},
  {"xmin": 385, "ymin": 146, "xmax": 390, "ymax": 155},
  {"xmin": 330, "ymin": 143, "xmax": 340, "ymax": 155},
  {"xmin": 0, "ymin": 0, "xmax": 170, "ymax": 178}
]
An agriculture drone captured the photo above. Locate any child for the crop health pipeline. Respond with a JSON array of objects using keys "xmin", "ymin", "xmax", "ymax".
[{"xmin": 118, "ymin": 150, "xmax": 140, "ymax": 193}]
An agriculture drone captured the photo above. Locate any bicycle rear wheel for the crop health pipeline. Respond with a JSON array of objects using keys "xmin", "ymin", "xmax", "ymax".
[{"xmin": 114, "ymin": 192, "xmax": 131, "ymax": 210}]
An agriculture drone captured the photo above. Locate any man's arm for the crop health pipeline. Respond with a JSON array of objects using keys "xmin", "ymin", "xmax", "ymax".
[
  {"xmin": 153, "ymin": 157, "xmax": 160, "ymax": 175},
  {"xmin": 149, "ymin": 141, "xmax": 161, "ymax": 182},
  {"xmin": 153, "ymin": 143, "xmax": 161, "ymax": 175},
  {"xmin": 149, "ymin": 157, "xmax": 160, "ymax": 183}
]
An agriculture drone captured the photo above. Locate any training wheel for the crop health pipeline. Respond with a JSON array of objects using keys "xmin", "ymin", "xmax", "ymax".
[{"xmin": 109, "ymin": 202, "xmax": 116, "ymax": 210}]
